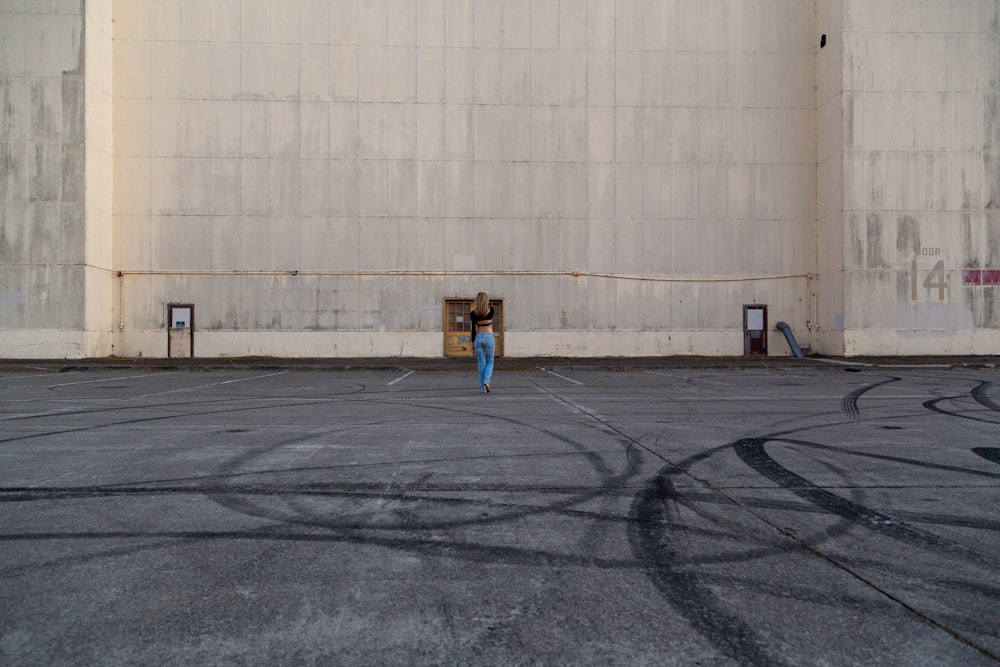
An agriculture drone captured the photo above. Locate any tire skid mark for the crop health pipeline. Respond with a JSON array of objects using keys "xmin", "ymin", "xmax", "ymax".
[
  {"xmin": 971, "ymin": 382, "xmax": 1000, "ymax": 413},
  {"xmin": 923, "ymin": 379, "xmax": 1000, "ymax": 424},
  {"xmin": 0, "ymin": 385, "xmax": 370, "ymax": 446},
  {"xmin": 733, "ymin": 438, "xmax": 996, "ymax": 570},
  {"xmin": 0, "ymin": 537, "xmax": 186, "ymax": 580},
  {"xmin": 972, "ymin": 448, "xmax": 1000, "ymax": 466},
  {"xmin": 623, "ymin": 428, "xmax": 815, "ymax": 665},
  {"xmin": 0, "ymin": 528, "xmax": 643, "ymax": 571},
  {"xmin": 8, "ymin": 370, "xmax": 999, "ymax": 663},
  {"xmin": 785, "ymin": 440, "xmax": 1000, "ymax": 481},
  {"xmin": 627, "ymin": 474, "xmax": 790, "ymax": 667},
  {"xmin": 923, "ymin": 396, "xmax": 1000, "ymax": 424},
  {"xmin": 730, "ymin": 436, "xmax": 1000, "ymax": 662},
  {"xmin": 202, "ymin": 391, "xmax": 641, "ymax": 534},
  {"xmin": 841, "ymin": 376, "xmax": 900, "ymax": 420},
  {"xmin": 627, "ymin": 414, "xmax": 1000, "ymax": 665}
]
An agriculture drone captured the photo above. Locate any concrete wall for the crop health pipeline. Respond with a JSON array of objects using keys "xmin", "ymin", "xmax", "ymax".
[
  {"xmin": 84, "ymin": 0, "xmax": 114, "ymax": 356},
  {"xmin": 816, "ymin": 0, "xmax": 846, "ymax": 355},
  {"xmin": 838, "ymin": 0, "xmax": 1000, "ymax": 355},
  {"xmin": 110, "ymin": 0, "xmax": 817, "ymax": 358},
  {"xmin": 4, "ymin": 1, "xmax": 998, "ymax": 359},
  {"xmin": 0, "ymin": 1, "xmax": 89, "ymax": 357}
]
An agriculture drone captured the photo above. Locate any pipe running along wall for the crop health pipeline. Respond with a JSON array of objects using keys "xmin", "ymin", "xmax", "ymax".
[{"xmin": 776, "ymin": 322, "xmax": 804, "ymax": 359}]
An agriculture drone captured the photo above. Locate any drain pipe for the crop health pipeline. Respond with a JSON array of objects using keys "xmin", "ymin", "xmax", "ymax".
[{"xmin": 776, "ymin": 322, "xmax": 805, "ymax": 359}]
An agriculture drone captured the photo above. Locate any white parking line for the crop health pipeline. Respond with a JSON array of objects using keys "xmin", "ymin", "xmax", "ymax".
[
  {"xmin": 143, "ymin": 371, "xmax": 288, "ymax": 396},
  {"xmin": 643, "ymin": 371, "xmax": 690, "ymax": 380},
  {"xmin": 739, "ymin": 370, "xmax": 818, "ymax": 380},
  {"xmin": 0, "ymin": 406, "xmax": 86, "ymax": 421},
  {"xmin": 0, "ymin": 372, "xmax": 74, "ymax": 381},
  {"xmin": 545, "ymin": 370, "xmax": 583, "ymax": 385},
  {"xmin": 643, "ymin": 371, "xmax": 719, "ymax": 383},
  {"xmin": 45, "ymin": 372, "xmax": 179, "ymax": 388},
  {"xmin": 387, "ymin": 370, "xmax": 415, "ymax": 386},
  {"xmin": 0, "ymin": 371, "xmax": 291, "ymax": 419}
]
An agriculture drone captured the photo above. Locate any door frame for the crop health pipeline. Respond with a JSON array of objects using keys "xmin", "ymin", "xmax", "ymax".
[
  {"xmin": 743, "ymin": 304, "xmax": 767, "ymax": 356},
  {"xmin": 167, "ymin": 303, "xmax": 194, "ymax": 358}
]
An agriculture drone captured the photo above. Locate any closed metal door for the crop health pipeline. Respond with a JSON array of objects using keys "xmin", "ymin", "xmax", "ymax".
[
  {"xmin": 168, "ymin": 304, "xmax": 194, "ymax": 358},
  {"xmin": 743, "ymin": 305, "xmax": 767, "ymax": 356}
]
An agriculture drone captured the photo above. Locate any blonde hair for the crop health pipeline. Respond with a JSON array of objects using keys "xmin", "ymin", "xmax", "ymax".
[{"xmin": 472, "ymin": 292, "xmax": 490, "ymax": 316}]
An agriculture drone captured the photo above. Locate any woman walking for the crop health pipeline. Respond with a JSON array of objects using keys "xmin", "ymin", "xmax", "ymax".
[{"xmin": 470, "ymin": 292, "xmax": 495, "ymax": 394}]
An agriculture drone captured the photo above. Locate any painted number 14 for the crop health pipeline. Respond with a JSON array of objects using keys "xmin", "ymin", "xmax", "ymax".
[{"xmin": 911, "ymin": 260, "xmax": 946, "ymax": 301}]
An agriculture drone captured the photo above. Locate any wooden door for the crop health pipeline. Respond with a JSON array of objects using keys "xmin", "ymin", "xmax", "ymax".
[{"xmin": 444, "ymin": 298, "xmax": 503, "ymax": 357}]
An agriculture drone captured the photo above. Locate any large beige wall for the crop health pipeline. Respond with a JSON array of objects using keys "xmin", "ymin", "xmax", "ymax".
[
  {"xmin": 85, "ymin": 0, "xmax": 114, "ymax": 356},
  {"xmin": 837, "ymin": 0, "xmax": 1000, "ymax": 355},
  {"xmin": 111, "ymin": 0, "xmax": 817, "ymax": 358},
  {"xmin": 0, "ymin": 1, "xmax": 90, "ymax": 358},
  {"xmin": 816, "ymin": 0, "xmax": 846, "ymax": 355},
  {"xmin": 11, "ymin": 2, "xmax": 996, "ymax": 359}
]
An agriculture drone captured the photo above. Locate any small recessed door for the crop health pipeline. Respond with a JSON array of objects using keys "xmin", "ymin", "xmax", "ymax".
[
  {"xmin": 168, "ymin": 304, "xmax": 194, "ymax": 358},
  {"xmin": 743, "ymin": 305, "xmax": 767, "ymax": 356},
  {"xmin": 444, "ymin": 297, "xmax": 503, "ymax": 357}
]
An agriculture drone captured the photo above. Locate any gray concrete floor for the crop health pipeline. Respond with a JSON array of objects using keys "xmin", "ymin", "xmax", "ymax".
[{"xmin": 1, "ymin": 361, "xmax": 998, "ymax": 666}]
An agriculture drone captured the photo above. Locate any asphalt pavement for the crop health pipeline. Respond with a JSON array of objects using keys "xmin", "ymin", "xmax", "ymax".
[{"xmin": 1, "ymin": 359, "xmax": 998, "ymax": 665}]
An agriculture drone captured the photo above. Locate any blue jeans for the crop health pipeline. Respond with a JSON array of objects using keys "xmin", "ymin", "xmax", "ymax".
[{"xmin": 474, "ymin": 334, "xmax": 495, "ymax": 392}]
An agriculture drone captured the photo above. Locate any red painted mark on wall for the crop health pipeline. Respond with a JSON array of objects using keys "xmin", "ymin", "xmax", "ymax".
[
  {"xmin": 965, "ymin": 269, "xmax": 1000, "ymax": 286},
  {"xmin": 963, "ymin": 270, "xmax": 983, "ymax": 285}
]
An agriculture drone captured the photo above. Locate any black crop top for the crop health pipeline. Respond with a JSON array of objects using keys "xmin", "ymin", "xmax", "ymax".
[{"xmin": 470, "ymin": 306, "xmax": 494, "ymax": 343}]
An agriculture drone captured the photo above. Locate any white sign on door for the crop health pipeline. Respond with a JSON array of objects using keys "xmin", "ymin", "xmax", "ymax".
[{"xmin": 172, "ymin": 308, "xmax": 191, "ymax": 328}]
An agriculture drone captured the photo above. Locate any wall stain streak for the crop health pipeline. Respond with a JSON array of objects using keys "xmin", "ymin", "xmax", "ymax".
[
  {"xmin": 866, "ymin": 214, "xmax": 888, "ymax": 268},
  {"xmin": 896, "ymin": 216, "xmax": 920, "ymax": 257}
]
